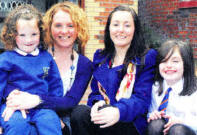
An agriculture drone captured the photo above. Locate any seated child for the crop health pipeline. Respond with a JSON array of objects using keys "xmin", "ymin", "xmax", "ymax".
[
  {"xmin": 0, "ymin": 4, "xmax": 63, "ymax": 135},
  {"xmin": 147, "ymin": 39, "xmax": 197, "ymax": 135}
]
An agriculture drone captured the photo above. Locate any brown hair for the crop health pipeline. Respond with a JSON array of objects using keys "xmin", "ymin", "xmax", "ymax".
[
  {"xmin": 1, "ymin": 4, "xmax": 46, "ymax": 50},
  {"xmin": 155, "ymin": 39, "xmax": 196, "ymax": 96}
]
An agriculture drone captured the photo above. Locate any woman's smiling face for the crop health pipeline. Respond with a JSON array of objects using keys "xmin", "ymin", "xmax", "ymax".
[
  {"xmin": 51, "ymin": 10, "xmax": 77, "ymax": 48},
  {"xmin": 109, "ymin": 11, "xmax": 135, "ymax": 49}
]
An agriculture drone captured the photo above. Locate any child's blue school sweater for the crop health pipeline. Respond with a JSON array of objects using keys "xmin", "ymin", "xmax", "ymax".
[{"xmin": 0, "ymin": 49, "xmax": 63, "ymax": 103}]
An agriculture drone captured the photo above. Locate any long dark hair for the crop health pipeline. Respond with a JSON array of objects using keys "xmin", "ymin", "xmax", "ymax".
[
  {"xmin": 101, "ymin": 5, "xmax": 147, "ymax": 75},
  {"xmin": 155, "ymin": 39, "xmax": 196, "ymax": 96}
]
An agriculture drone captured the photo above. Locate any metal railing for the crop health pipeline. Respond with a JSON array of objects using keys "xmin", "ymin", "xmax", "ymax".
[{"xmin": 0, "ymin": 0, "xmax": 30, "ymax": 17}]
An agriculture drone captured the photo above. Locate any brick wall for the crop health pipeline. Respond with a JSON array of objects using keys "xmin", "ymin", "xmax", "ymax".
[
  {"xmin": 84, "ymin": 0, "xmax": 138, "ymax": 60},
  {"xmin": 138, "ymin": 0, "xmax": 197, "ymax": 58}
]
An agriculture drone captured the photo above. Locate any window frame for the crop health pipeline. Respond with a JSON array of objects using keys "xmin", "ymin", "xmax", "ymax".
[{"xmin": 179, "ymin": 0, "xmax": 197, "ymax": 8}]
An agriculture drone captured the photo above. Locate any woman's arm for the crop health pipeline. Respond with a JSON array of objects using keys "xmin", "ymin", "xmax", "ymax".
[
  {"xmin": 87, "ymin": 49, "xmax": 106, "ymax": 106},
  {"xmin": 39, "ymin": 56, "xmax": 93, "ymax": 111},
  {"xmin": 6, "ymin": 90, "xmax": 41, "ymax": 110},
  {"xmin": 113, "ymin": 49, "xmax": 157, "ymax": 122},
  {"xmin": 7, "ymin": 56, "xmax": 93, "ymax": 111}
]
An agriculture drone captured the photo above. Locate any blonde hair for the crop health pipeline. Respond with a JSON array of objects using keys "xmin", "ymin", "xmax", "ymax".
[
  {"xmin": 43, "ymin": 1, "xmax": 89, "ymax": 52},
  {"xmin": 1, "ymin": 4, "xmax": 45, "ymax": 50}
]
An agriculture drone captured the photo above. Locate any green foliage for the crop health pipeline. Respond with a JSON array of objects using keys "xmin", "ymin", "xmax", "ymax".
[{"xmin": 143, "ymin": 25, "xmax": 162, "ymax": 49}]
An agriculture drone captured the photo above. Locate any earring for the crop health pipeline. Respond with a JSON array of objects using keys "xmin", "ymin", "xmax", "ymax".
[
  {"xmin": 70, "ymin": 48, "xmax": 74, "ymax": 61},
  {"xmin": 52, "ymin": 45, "xmax": 55, "ymax": 59}
]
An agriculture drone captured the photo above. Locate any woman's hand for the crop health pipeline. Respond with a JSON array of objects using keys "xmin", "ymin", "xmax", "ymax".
[
  {"xmin": 6, "ymin": 90, "xmax": 40, "ymax": 110},
  {"xmin": 91, "ymin": 102, "xmax": 120, "ymax": 128},
  {"xmin": 163, "ymin": 115, "xmax": 183, "ymax": 135},
  {"xmin": 90, "ymin": 100, "xmax": 105, "ymax": 118},
  {"xmin": 147, "ymin": 110, "xmax": 165, "ymax": 122},
  {"xmin": 60, "ymin": 119, "xmax": 65, "ymax": 129}
]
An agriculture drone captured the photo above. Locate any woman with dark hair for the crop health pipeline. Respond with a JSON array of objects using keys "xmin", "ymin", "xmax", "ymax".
[
  {"xmin": 70, "ymin": 5, "xmax": 157, "ymax": 135},
  {"xmin": 147, "ymin": 39, "xmax": 197, "ymax": 135}
]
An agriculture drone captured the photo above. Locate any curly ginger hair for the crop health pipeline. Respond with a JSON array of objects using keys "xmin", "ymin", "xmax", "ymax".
[{"xmin": 43, "ymin": 1, "xmax": 89, "ymax": 53}]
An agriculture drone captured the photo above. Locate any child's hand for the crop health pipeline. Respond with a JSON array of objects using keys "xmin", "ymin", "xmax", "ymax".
[
  {"xmin": 2, "ymin": 106, "xmax": 16, "ymax": 121},
  {"xmin": 147, "ymin": 110, "xmax": 165, "ymax": 122},
  {"xmin": 2, "ymin": 106, "xmax": 27, "ymax": 121},
  {"xmin": 163, "ymin": 115, "xmax": 183, "ymax": 135},
  {"xmin": 20, "ymin": 109, "xmax": 27, "ymax": 119}
]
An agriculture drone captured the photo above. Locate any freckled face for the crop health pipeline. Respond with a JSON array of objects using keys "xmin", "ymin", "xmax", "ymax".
[
  {"xmin": 16, "ymin": 18, "xmax": 40, "ymax": 53},
  {"xmin": 109, "ymin": 11, "xmax": 135, "ymax": 49},
  {"xmin": 159, "ymin": 48, "xmax": 184, "ymax": 85},
  {"xmin": 51, "ymin": 10, "xmax": 77, "ymax": 48}
]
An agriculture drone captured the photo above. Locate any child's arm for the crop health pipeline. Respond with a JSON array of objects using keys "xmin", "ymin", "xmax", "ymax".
[
  {"xmin": 147, "ymin": 82, "xmax": 168, "ymax": 123},
  {"xmin": 147, "ymin": 82, "xmax": 163, "ymax": 122},
  {"xmin": 0, "ymin": 59, "xmax": 10, "ymax": 102},
  {"xmin": 147, "ymin": 110, "xmax": 165, "ymax": 122}
]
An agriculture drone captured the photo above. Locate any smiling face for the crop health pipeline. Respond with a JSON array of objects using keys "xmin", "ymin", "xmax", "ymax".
[
  {"xmin": 109, "ymin": 11, "xmax": 135, "ymax": 49},
  {"xmin": 159, "ymin": 47, "xmax": 184, "ymax": 86},
  {"xmin": 51, "ymin": 10, "xmax": 77, "ymax": 49},
  {"xmin": 16, "ymin": 18, "xmax": 40, "ymax": 53}
]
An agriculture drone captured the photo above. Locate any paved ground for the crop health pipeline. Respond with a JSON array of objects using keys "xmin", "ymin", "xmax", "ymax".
[{"xmin": 79, "ymin": 85, "xmax": 91, "ymax": 104}]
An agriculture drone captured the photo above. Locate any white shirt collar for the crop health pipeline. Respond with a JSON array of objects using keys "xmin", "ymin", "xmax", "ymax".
[
  {"xmin": 14, "ymin": 48, "xmax": 39, "ymax": 56},
  {"xmin": 163, "ymin": 78, "xmax": 184, "ymax": 94}
]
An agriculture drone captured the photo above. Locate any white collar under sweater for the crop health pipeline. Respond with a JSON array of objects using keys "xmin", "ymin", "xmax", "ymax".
[{"xmin": 14, "ymin": 48, "xmax": 39, "ymax": 56}]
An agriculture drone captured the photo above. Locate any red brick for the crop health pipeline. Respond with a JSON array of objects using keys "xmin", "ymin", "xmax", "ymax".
[
  {"xmin": 100, "ymin": 12, "xmax": 110, "ymax": 17},
  {"xmin": 179, "ymin": 31, "xmax": 188, "ymax": 35},
  {"xmin": 99, "ymin": 40, "xmax": 104, "ymax": 43},
  {"xmin": 100, "ymin": 31, "xmax": 104, "ymax": 35},
  {"xmin": 100, "ymin": 2, "xmax": 114, "ymax": 8}
]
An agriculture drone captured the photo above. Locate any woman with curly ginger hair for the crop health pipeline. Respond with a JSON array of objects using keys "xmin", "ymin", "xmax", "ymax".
[
  {"xmin": 5, "ymin": 1, "xmax": 93, "ymax": 134},
  {"xmin": 43, "ymin": 1, "xmax": 89, "ymax": 53}
]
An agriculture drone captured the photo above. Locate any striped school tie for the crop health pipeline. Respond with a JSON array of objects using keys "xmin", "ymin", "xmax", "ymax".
[{"xmin": 158, "ymin": 87, "xmax": 172, "ymax": 112}]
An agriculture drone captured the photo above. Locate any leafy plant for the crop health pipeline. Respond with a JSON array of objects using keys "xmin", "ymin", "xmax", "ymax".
[{"xmin": 143, "ymin": 25, "xmax": 162, "ymax": 49}]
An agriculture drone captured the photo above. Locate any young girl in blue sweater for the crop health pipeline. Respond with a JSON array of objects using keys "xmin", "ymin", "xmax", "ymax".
[
  {"xmin": 3, "ymin": 2, "xmax": 93, "ymax": 135},
  {"xmin": 147, "ymin": 39, "xmax": 197, "ymax": 135},
  {"xmin": 0, "ymin": 4, "xmax": 63, "ymax": 135}
]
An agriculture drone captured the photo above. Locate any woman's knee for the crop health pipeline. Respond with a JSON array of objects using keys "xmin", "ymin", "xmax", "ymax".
[
  {"xmin": 71, "ymin": 105, "xmax": 90, "ymax": 120},
  {"xmin": 70, "ymin": 105, "xmax": 91, "ymax": 123}
]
